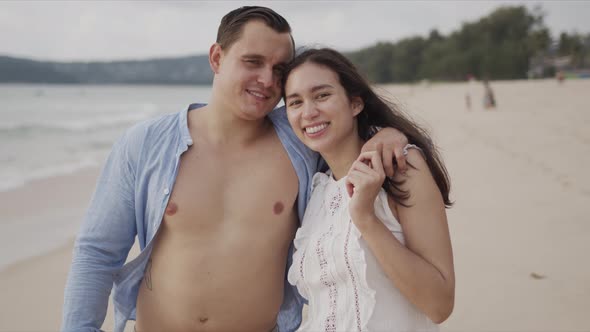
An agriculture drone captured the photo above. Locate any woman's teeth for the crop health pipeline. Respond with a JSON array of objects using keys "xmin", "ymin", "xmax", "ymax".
[{"xmin": 305, "ymin": 123, "xmax": 328, "ymax": 134}]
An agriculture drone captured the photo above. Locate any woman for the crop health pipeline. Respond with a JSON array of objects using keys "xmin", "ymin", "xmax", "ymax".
[{"xmin": 283, "ymin": 48, "xmax": 455, "ymax": 332}]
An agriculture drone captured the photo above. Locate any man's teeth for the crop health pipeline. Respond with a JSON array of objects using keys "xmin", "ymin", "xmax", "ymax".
[
  {"xmin": 305, "ymin": 123, "xmax": 328, "ymax": 134},
  {"xmin": 249, "ymin": 90, "xmax": 267, "ymax": 98}
]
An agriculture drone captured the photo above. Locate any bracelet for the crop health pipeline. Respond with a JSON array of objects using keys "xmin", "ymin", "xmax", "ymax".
[
  {"xmin": 371, "ymin": 126, "xmax": 383, "ymax": 132},
  {"xmin": 403, "ymin": 143, "xmax": 425, "ymax": 157}
]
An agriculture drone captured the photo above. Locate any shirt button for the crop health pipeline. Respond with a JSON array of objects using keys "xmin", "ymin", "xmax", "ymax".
[
  {"xmin": 186, "ymin": 138, "xmax": 193, "ymax": 146},
  {"xmin": 164, "ymin": 188, "xmax": 170, "ymax": 195}
]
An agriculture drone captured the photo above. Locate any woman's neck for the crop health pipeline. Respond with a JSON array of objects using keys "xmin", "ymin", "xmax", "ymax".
[{"xmin": 321, "ymin": 134, "xmax": 365, "ymax": 181}]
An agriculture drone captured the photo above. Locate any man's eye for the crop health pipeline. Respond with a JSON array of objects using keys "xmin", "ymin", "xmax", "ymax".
[{"xmin": 246, "ymin": 60, "xmax": 261, "ymax": 65}]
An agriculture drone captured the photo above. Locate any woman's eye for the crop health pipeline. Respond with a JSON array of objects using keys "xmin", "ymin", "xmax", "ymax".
[
  {"xmin": 317, "ymin": 93, "xmax": 330, "ymax": 99},
  {"xmin": 288, "ymin": 100, "xmax": 301, "ymax": 107}
]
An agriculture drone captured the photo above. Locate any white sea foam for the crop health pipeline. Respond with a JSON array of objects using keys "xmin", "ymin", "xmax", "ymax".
[
  {"xmin": 0, "ymin": 157, "xmax": 102, "ymax": 193},
  {"xmin": 0, "ymin": 110, "xmax": 155, "ymax": 133}
]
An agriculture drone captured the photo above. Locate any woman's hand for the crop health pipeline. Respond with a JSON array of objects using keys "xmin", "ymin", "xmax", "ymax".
[{"xmin": 346, "ymin": 145, "xmax": 386, "ymax": 229}]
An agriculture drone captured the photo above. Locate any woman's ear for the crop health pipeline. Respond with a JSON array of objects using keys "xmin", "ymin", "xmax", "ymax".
[
  {"xmin": 209, "ymin": 43, "xmax": 223, "ymax": 74},
  {"xmin": 351, "ymin": 96, "xmax": 365, "ymax": 117}
]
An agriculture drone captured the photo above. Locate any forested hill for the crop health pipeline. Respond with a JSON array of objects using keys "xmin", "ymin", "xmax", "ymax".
[
  {"xmin": 1, "ymin": 6, "xmax": 588, "ymax": 84},
  {"xmin": 346, "ymin": 6, "xmax": 569, "ymax": 83},
  {"xmin": 0, "ymin": 55, "xmax": 212, "ymax": 84}
]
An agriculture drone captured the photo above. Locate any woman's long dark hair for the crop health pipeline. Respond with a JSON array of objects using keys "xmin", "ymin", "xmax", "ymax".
[{"xmin": 282, "ymin": 48, "xmax": 452, "ymax": 207}]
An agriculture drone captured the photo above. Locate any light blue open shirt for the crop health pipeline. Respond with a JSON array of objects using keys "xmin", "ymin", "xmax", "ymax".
[{"xmin": 62, "ymin": 104, "xmax": 320, "ymax": 332}]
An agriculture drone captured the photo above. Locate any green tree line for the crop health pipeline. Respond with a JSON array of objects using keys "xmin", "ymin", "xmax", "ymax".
[{"xmin": 347, "ymin": 5, "xmax": 589, "ymax": 83}]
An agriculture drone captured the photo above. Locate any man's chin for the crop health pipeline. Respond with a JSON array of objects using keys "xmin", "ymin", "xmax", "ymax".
[
  {"xmin": 248, "ymin": 101, "xmax": 279, "ymax": 114},
  {"xmin": 239, "ymin": 106, "xmax": 274, "ymax": 120}
]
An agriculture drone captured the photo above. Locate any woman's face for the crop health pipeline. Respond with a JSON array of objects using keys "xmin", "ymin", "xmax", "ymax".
[{"xmin": 284, "ymin": 62, "xmax": 363, "ymax": 154}]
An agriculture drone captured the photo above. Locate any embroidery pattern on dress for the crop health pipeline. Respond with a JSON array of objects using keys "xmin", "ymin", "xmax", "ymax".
[
  {"xmin": 344, "ymin": 220, "xmax": 362, "ymax": 331},
  {"xmin": 299, "ymin": 247, "xmax": 307, "ymax": 282},
  {"xmin": 328, "ymin": 187, "xmax": 343, "ymax": 216},
  {"xmin": 316, "ymin": 224, "xmax": 337, "ymax": 332}
]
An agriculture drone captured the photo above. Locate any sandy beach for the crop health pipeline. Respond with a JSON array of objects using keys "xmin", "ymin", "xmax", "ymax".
[{"xmin": 1, "ymin": 79, "xmax": 589, "ymax": 331}]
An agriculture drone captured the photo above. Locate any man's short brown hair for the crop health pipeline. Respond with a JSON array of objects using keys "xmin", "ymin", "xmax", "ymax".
[{"xmin": 216, "ymin": 6, "xmax": 294, "ymax": 52}]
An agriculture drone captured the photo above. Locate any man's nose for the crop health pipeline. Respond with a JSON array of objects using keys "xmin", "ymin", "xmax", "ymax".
[{"xmin": 258, "ymin": 68, "xmax": 276, "ymax": 88}]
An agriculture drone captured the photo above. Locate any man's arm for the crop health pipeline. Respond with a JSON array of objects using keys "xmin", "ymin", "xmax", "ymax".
[
  {"xmin": 61, "ymin": 130, "xmax": 140, "ymax": 332},
  {"xmin": 272, "ymin": 105, "xmax": 407, "ymax": 178},
  {"xmin": 362, "ymin": 127, "xmax": 409, "ymax": 176}
]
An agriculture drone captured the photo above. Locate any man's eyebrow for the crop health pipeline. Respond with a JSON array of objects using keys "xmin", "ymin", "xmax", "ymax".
[
  {"xmin": 285, "ymin": 84, "xmax": 334, "ymax": 100},
  {"xmin": 242, "ymin": 54, "xmax": 264, "ymax": 60},
  {"xmin": 274, "ymin": 62, "xmax": 287, "ymax": 70},
  {"xmin": 242, "ymin": 54, "xmax": 287, "ymax": 69}
]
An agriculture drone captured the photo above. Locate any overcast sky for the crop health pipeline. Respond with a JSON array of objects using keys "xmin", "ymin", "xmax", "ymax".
[{"xmin": 1, "ymin": 1, "xmax": 589, "ymax": 62}]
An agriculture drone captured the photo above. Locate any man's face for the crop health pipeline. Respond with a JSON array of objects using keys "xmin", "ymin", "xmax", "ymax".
[{"xmin": 214, "ymin": 20, "xmax": 293, "ymax": 121}]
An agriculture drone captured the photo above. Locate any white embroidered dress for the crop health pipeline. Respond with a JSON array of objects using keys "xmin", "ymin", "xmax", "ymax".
[{"xmin": 288, "ymin": 171, "xmax": 438, "ymax": 332}]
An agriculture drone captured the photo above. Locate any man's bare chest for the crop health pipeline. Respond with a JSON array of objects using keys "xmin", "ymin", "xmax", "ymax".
[{"xmin": 162, "ymin": 143, "xmax": 299, "ymax": 232}]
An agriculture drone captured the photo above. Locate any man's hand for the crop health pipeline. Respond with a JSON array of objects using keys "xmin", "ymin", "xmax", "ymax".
[{"xmin": 361, "ymin": 127, "xmax": 408, "ymax": 176}]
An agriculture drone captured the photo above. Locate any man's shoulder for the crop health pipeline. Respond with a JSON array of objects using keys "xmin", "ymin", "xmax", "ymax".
[
  {"xmin": 114, "ymin": 109, "xmax": 184, "ymax": 159},
  {"xmin": 268, "ymin": 105, "xmax": 295, "ymax": 137},
  {"xmin": 139, "ymin": 110, "xmax": 182, "ymax": 130},
  {"xmin": 268, "ymin": 105, "xmax": 290, "ymax": 129},
  {"xmin": 269, "ymin": 105, "xmax": 287, "ymax": 119},
  {"xmin": 126, "ymin": 110, "xmax": 182, "ymax": 139}
]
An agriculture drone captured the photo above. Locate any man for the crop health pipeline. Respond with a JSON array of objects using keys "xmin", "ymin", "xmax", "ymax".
[{"xmin": 62, "ymin": 6, "xmax": 408, "ymax": 332}]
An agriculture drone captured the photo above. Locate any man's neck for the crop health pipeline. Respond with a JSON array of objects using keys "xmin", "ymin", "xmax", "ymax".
[{"xmin": 188, "ymin": 100, "xmax": 272, "ymax": 147}]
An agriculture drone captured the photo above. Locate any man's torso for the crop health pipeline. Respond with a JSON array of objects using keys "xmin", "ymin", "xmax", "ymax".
[{"xmin": 135, "ymin": 114, "xmax": 299, "ymax": 332}]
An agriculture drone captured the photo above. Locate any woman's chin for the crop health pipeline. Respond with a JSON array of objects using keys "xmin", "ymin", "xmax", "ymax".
[{"xmin": 304, "ymin": 140, "xmax": 333, "ymax": 155}]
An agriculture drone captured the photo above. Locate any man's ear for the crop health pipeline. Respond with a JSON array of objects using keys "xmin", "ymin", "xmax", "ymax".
[
  {"xmin": 351, "ymin": 96, "xmax": 365, "ymax": 117},
  {"xmin": 209, "ymin": 43, "xmax": 223, "ymax": 74}
]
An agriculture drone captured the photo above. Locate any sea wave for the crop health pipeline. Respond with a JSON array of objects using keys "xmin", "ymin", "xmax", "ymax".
[
  {"xmin": 0, "ymin": 156, "xmax": 103, "ymax": 193},
  {"xmin": 0, "ymin": 111, "xmax": 157, "ymax": 135}
]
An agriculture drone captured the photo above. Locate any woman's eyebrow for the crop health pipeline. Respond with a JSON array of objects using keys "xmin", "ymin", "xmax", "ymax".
[{"xmin": 286, "ymin": 84, "xmax": 334, "ymax": 100}]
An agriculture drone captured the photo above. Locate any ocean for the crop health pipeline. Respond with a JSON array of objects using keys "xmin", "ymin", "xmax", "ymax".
[
  {"xmin": 0, "ymin": 84, "xmax": 213, "ymax": 192},
  {"xmin": 0, "ymin": 84, "xmax": 212, "ymax": 268}
]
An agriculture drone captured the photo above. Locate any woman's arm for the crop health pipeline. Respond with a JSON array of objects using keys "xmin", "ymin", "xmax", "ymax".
[{"xmin": 348, "ymin": 149, "xmax": 455, "ymax": 323}]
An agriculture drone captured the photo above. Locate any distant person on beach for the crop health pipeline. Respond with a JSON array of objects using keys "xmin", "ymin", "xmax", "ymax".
[
  {"xmin": 61, "ymin": 6, "xmax": 410, "ymax": 332},
  {"xmin": 465, "ymin": 74, "xmax": 476, "ymax": 111},
  {"xmin": 483, "ymin": 79, "xmax": 496, "ymax": 110},
  {"xmin": 282, "ymin": 48, "xmax": 455, "ymax": 331},
  {"xmin": 557, "ymin": 70, "xmax": 565, "ymax": 84}
]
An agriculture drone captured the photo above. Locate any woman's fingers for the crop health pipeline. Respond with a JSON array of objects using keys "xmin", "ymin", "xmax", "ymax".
[
  {"xmin": 350, "ymin": 159, "xmax": 374, "ymax": 175},
  {"xmin": 356, "ymin": 151, "xmax": 385, "ymax": 178}
]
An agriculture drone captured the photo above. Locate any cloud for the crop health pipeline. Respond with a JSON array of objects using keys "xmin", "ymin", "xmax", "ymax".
[{"xmin": 0, "ymin": 1, "xmax": 588, "ymax": 61}]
